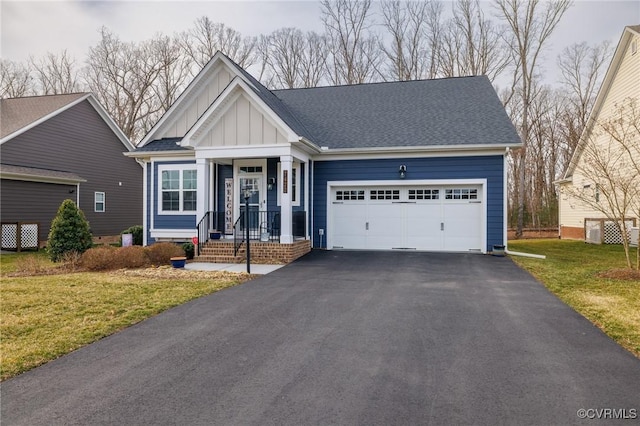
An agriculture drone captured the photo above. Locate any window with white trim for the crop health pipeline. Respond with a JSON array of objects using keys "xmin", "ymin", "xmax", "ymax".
[
  {"xmin": 277, "ymin": 162, "xmax": 301, "ymax": 206},
  {"xmin": 94, "ymin": 192, "xmax": 105, "ymax": 212},
  {"xmin": 409, "ymin": 189, "xmax": 439, "ymax": 200},
  {"xmin": 336, "ymin": 190, "xmax": 365, "ymax": 201},
  {"xmin": 159, "ymin": 165, "xmax": 197, "ymax": 213},
  {"xmin": 370, "ymin": 189, "xmax": 400, "ymax": 200},
  {"xmin": 445, "ymin": 188, "xmax": 478, "ymax": 200}
]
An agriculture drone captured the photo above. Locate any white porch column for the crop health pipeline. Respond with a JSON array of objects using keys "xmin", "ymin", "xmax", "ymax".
[
  {"xmin": 196, "ymin": 158, "xmax": 208, "ymax": 224},
  {"xmin": 280, "ymin": 155, "xmax": 293, "ymax": 244}
]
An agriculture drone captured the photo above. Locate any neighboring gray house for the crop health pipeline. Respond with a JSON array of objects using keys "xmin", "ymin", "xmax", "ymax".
[
  {"xmin": 129, "ymin": 52, "xmax": 521, "ymax": 262},
  {"xmin": 0, "ymin": 93, "xmax": 142, "ymax": 246}
]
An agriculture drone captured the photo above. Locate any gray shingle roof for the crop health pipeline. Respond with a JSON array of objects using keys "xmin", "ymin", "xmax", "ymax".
[
  {"xmin": 0, "ymin": 163, "xmax": 86, "ymax": 183},
  {"xmin": 273, "ymin": 76, "xmax": 520, "ymax": 149},
  {"xmin": 135, "ymin": 137, "xmax": 190, "ymax": 152},
  {"xmin": 0, "ymin": 93, "xmax": 88, "ymax": 138},
  {"xmin": 135, "ymin": 51, "xmax": 520, "ymax": 153}
]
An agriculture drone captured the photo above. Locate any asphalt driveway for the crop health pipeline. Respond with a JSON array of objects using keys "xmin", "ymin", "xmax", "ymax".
[{"xmin": 2, "ymin": 251, "xmax": 639, "ymax": 425}]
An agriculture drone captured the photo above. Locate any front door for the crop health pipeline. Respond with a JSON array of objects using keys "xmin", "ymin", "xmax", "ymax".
[{"xmin": 239, "ymin": 176, "xmax": 262, "ymax": 231}]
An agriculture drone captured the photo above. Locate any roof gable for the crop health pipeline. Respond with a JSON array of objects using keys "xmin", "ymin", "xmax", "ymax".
[
  {"xmin": 182, "ymin": 77, "xmax": 298, "ymax": 148},
  {"xmin": 563, "ymin": 25, "xmax": 640, "ymax": 179},
  {"xmin": 0, "ymin": 93, "xmax": 134, "ymax": 151},
  {"xmin": 139, "ymin": 51, "xmax": 311, "ymax": 148}
]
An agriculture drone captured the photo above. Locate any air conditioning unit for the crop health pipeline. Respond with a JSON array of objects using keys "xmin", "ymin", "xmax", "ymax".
[
  {"xmin": 586, "ymin": 228, "xmax": 601, "ymax": 244},
  {"xmin": 631, "ymin": 227, "xmax": 639, "ymax": 248}
]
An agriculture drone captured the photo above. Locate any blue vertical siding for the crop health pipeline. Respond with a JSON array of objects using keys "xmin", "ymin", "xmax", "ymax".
[{"xmin": 312, "ymin": 155, "xmax": 504, "ymax": 251}]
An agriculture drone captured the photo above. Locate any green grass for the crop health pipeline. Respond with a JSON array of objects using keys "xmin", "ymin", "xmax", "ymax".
[
  {"xmin": 0, "ymin": 250, "xmax": 52, "ymax": 275},
  {"xmin": 1, "ymin": 253, "xmax": 249, "ymax": 380},
  {"xmin": 508, "ymin": 239, "xmax": 640, "ymax": 357}
]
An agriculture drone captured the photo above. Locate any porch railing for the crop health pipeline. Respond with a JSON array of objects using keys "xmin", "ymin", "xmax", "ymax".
[
  {"xmin": 197, "ymin": 210, "xmax": 307, "ymax": 257},
  {"xmin": 195, "ymin": 211, "xmax": 225, "ymax": 256}
]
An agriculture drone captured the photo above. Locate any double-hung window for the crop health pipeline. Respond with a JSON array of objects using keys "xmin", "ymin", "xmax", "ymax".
[
  {"xmin": 95, "ymin": 192, "xmax": 105, "ymax": 212},
  {"xmin": 159, "ymin": 165, "xmax": 197, "ymax": 214}
]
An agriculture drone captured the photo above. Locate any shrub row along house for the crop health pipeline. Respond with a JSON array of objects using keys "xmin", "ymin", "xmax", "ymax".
[
  {"xmin": 126, "ymin": 52, "xmax": 521, "ymax": 262},
  {"xmin": 0, "ymin": 93, "xmax": 142, "ymax": 248},
  {"xmin": 558, "ymin": 25, "xmax": 640, "ymax": 244}
]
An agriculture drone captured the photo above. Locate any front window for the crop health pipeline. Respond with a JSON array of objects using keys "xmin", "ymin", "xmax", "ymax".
[{"xmin": 159, "ymin": 165, "xmax": 197, "ymax": 213}]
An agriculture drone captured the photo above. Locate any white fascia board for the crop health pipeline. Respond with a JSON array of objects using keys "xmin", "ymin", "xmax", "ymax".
[
  {"xmin": 0, "ymin": 94, "xmax": 90, "ymax": 144},
  {"xmin": 183, "ymin": 77, "xmax": 299, "ymax": 147},
  {"xmin": 313, "ymin": 146, "xmax": 511, "ymax": 161},
  {"xmin": 150, "ymin": 229, "xmax": 197, "ymax": 239},
  {"xmin": 1, "ymin": 172, "xmax": 87, "ymax": 185},
  {"xmin": 195, "ymin": 144, "xmax": 293, "ymax": 159}
]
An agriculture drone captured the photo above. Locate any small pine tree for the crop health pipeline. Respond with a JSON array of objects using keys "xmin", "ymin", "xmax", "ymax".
[{"xmin": 47, "ymin": 199, "xmax": 93, "ymax": 262}]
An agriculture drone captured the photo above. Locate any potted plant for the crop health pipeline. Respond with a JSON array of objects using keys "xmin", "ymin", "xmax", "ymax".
[
  {"xmin": 209, "ymin": 229, "xmax": 222, "ymax": 240},
  {"xmin": 170, "ymin": 256, "xmax": 187, "ymax": 268}
]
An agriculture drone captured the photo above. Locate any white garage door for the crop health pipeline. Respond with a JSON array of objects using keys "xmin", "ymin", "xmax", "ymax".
[{"xmin": 330, "ymin": 185, "xmax": 483, "ymax": 252}]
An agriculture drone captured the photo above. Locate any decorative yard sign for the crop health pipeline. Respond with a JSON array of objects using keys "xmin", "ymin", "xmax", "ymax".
[
  {"xmin": 225, "ymin": 178, "xmax": 233, "ymax": 234},
  {"xmin": 122, "ymin": 233, "xmax": 133, "ymax": 247}
]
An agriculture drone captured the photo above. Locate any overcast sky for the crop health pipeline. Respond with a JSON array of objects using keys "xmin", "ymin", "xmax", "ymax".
[{"xmin": 1, "ymin": 0, "xmax": 639, "ymax": 86}]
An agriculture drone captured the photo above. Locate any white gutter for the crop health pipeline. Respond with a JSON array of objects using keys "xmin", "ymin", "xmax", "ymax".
[{"xmin": 317, "ymin": 143, "xmax": 521, "ymax": 155}]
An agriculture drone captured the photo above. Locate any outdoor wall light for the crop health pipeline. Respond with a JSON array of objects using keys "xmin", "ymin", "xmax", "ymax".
[
  {"xmin": 268, "ymin": 177, "xmax": 276, "ymax": 190},
  {"xmin": 399, "ymin": 165, "xmax": 407, "ymax": 179}
]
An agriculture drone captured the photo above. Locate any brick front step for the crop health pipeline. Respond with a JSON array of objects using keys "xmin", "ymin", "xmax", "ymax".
[{"xmin": 194, "ymin": 240, "xmax": 311, "ymax": 264}]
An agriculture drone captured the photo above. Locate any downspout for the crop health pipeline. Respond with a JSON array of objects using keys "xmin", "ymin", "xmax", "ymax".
[
  {"xmin": 310, "ymin": 160, "xmax": 314, "ymax": 248},
  {"xmin": 504, "ymin": 147, "xmax": 509, "ymax": 250}
]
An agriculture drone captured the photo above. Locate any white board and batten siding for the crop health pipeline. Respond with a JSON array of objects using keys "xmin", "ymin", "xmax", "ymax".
[{"xmin": 198, "ymin": 93, "xmax": 289, "ymax": 147}]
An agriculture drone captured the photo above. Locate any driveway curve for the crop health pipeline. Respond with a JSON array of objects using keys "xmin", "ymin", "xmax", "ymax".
[{"xmin": 2, "ymin": 251, "xmax": 639, "ymax": 425}]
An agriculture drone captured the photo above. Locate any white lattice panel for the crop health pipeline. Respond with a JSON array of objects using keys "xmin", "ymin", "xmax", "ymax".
[
  {"xmin": 2, "ymin": 224, "xmax": 18, "ymax": 249},
  {"xmin": 20, "ymin": 224, "xmax": 39, "ymax": 249},
  {"xmin": 1, "ymin": 223, "xmax": 39, "ymax": 250},
  {"xmin": 603, "ymin": 220, "xmax": 634, "ymax": 245}
]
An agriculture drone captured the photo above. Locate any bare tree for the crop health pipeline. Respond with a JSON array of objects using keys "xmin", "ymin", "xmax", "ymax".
[
  {"xmin": 439, "ymin": 0, "xmax": 510, "ymax": 82},
  {"xmin": 150, "ymin": 34, "xmax": 192, "ymax": 113},
  {"xmin": 263, "ymin": 28, "xmax": 305, "ymax": 89},
  {"xmin": 85, "ymin": 27, "xmax": 170, "ymax": 142},
  {"xmin": 299, "ymin": 32, "xmax": 329, "ymax": 87},
  {"xmin": 321, "ymin": 0, "xmax": 381, "ymax": 85},
  {"xmin": 0, "ymin": 59, "xmax": 33, "ymax": 98},
  {"xmin": 29, "ymin": 50, "xmax": 83, "ymax": 95},
  {"xmin": 557, "ymin": 40, "xmax": 612, "ymax": 170},
  {"xmin": 562, "ymin": 98, "xmax": 640, "ymax": 269},
  {"xmin": 495, "ymin": 0, "xmax": 572, "ymax": 238},
  {"xmin": 380, "ymin": 0, "xmax": 431, "ymax": 81},
  {"xmin": 259, "ymin": 28, "xmax": 328, "ymax": 89},
  {"xmin": 180, "ymin": 17, "xmax": 256, "ymax": 72}
]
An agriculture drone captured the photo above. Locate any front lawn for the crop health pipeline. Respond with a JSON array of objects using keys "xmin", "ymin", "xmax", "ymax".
[
  {"xmin": 507, "ymin": 239, "xmax": 640, "ymax": 357},
  {"xmin": 0, "ymin": 254, "xmax": 250, "ymax": 380}
]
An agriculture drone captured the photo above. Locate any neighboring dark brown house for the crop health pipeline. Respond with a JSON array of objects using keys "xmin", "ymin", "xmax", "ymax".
[{"xmin": 1, "ymin": 93, "xmax": 142, "ymax": 246}]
